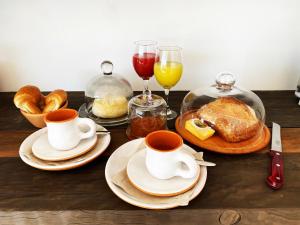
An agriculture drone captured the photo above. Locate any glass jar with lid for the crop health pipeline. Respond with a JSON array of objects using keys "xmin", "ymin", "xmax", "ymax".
[
  {"xmin": 79, "ymin": 60, "xmax": 133, "ymax": 126},
  {"xmin": 175, "ymin": 73, "xmax": 269, "ymax": 154},
  {"xmin": 126, "ymin": 94, "xmax": 167, "ymax": 139}
]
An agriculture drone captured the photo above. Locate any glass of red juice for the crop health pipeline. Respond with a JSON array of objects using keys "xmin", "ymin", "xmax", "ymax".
[{"xmin": 133, "ymin": 40, "xmax": 157, "ymax": 98}]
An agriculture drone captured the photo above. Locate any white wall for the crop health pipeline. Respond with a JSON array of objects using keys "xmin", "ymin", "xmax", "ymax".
[{"xmin": 0, "ymin": 0, "xmax": 299, "ymax": 92}]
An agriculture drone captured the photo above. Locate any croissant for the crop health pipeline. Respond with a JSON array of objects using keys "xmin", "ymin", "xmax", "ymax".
[
  {"xmin": 42, "ymin": 89, "xmax": 67, "ymax": 113},
  {"xmin": 14, "ymin": 85, "xmax": 42, "ymax": 114}
]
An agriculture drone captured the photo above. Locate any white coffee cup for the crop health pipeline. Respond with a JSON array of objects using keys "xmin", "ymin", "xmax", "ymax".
[
  {"xmin": 145, "ymin": 130, "xmax": 198, "ymax": 180},
  {"xmin": 44, "ymin": 108, "xmax": 96, "ymax": 150}
]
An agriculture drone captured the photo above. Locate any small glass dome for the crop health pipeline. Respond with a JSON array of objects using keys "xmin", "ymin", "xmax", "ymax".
[
  {"xmin": 176, "ymin": 73, "xmax": 266, "ymax": 149},
  {"xmin": 82, "ymin": 60, "xmax": 133, "ymax": 126},
  {"xmin": 126, "ymin": 94, "xmax": 167, "ymax": 139}
]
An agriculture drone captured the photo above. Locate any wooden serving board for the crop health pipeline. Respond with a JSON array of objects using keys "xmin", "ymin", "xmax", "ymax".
[{"xmin": 175, "ymin": 111, "xmax": 271, "ymax": 154}]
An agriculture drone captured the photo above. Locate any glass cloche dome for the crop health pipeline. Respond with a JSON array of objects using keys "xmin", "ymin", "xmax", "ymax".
[
  {"xmin": 176, "ymin": 73, "xmax": 268, "ymax": 153},
  {"xmin": 79, "ymin": 60, "xmax": 133, "ymax": 126}
]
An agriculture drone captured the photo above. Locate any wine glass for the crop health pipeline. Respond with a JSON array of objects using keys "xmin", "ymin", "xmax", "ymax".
[
  {"xmin": 132, "ymin": 40, "xmax": 157, "ymax": 100},
  {"xmin": 154, "ymin": 46, "xmax": 183, "ymax": 120}
]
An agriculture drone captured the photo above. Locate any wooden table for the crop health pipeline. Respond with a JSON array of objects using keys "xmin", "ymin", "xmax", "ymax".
[{"xmin": 0, "ymin": 91, "xmax": 299, "ymax": 225}]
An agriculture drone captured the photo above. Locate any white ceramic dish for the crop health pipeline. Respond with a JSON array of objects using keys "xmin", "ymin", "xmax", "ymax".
[
  {"xmin": 127, "ymin": 149, "xmax": 201, "ymax": 197},
  {"xmin": 105, "ymin": 138, "xmax": 207, "ymax": 209},
  {"xmin": 19, "ymin": 126, "xmax": 110, "ymax": 171},
  {"xmin": 32, "ymin": 133, "xmax": 97, "ymax": 161}
]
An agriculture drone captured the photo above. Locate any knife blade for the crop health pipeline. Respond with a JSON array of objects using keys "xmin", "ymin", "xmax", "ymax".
[
  {"xmin": 271, "ymin": 123, "xmax": 282, "ymax": 152},
  {"xmin": 266, "ymin": 122, "xmax": 284, "ymax": 190}
]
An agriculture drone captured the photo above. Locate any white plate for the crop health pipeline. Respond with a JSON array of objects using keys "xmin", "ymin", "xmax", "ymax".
[
  {"xmin": 19, "ymin": 126, "xmax": 111, "ymax": 171},
  {"xmin": 105, "ymin": 138, "xmax": 207, "ymax": 209},
  {"xmin": 127, "ymin": 149, "xmax": 201, "ymax": 197},
  {"xmin": 32, "ymin": 133, "xmax": 97, "ymax": 161}
]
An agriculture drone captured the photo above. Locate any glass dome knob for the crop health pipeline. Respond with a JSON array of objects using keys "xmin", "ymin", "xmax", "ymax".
[
  {"xmin": 101, "ymin": 60, "xmax": 113, "ymax": 75},
  {"xmin": 216, "ymin": 72, "xmax": 236, "ymax": 90}
]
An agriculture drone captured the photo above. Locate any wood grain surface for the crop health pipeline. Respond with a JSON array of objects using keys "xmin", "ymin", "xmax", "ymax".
[
  {"xmin": 1, "ymin": 152, "xmax": 300, "ymax": 211},
  {"xmin": 1, "ymin": 209, "xmax": 300, "ymax": 225},
  {"xmin": 0, "ymin": 91, "xmax": 299, "ymax": 225}
]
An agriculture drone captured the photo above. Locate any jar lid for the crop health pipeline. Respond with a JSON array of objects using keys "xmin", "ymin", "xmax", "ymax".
[{"xmin": 129, "ymin": 94, "xmax": 166, "ymax": 109}]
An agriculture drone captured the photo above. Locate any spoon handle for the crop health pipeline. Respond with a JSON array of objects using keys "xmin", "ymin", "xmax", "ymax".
[
  {"xmin": 96, "ymin": 131, "xmax": 110, "ymax": 134},
  {"xmin": 196, "ymin": 160, "xmax": 216, "ymax": 167}
]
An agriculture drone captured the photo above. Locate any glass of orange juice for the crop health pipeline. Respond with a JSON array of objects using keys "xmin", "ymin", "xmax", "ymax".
[{"xmin": 154, "ymin": 46, "xmax": 183, "ymax": 120}]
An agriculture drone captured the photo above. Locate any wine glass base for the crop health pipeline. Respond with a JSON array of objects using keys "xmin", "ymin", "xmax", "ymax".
[{"xmin": 166, "ymin": 109, "xmax": 177, "ymax": 120}]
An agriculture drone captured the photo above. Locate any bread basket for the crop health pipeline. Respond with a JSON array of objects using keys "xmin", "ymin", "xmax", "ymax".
[{"xmin": 20, "ymin": 101, "xmax": 68, "ymax": 128}]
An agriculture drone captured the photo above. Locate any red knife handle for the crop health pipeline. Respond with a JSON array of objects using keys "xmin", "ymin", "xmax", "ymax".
[{"xmin": 266, "ymin": 150, "xmax": 284, "ymax": 190}]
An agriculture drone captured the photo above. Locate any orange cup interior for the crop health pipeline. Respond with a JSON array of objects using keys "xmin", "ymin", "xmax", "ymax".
[
  {"xmin": 145, "ymin": 130, "xmax": 183, "ymax": 152},
  {"xmin": 45, "ymin": 108, "xmax": 77, "ymax": 123}
]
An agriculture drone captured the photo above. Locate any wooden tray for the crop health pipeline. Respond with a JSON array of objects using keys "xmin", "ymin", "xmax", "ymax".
[{"xmin": 175, "ymin": 111, "xmax": 271, "ymax": 154}]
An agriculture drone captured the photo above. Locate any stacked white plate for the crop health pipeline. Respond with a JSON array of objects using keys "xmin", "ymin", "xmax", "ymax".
[
  {"xmin": 105, "ymin": 138, "xmax": 207, "ymax": 209},
  {"xmin": 19, "ymin": 125, "xmax": 111, "ymax": 171}
]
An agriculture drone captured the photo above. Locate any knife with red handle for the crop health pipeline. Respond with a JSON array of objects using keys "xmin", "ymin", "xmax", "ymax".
[{"xmin": 266, "ymin": 122, "xmax": 284, "ymax": 190}]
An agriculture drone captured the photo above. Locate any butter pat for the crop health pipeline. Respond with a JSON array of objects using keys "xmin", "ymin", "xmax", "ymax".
[
  {"xmin": 185, "ymin": 119, "xmax": 215, "ymax": 141},
  {"xmin": 92, "ymin": 96, "xmax": 128, "ymax": 118}
]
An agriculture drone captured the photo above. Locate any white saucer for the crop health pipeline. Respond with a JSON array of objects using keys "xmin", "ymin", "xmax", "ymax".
[
  {"xmin": 19, "ymin": 126, "xmax": 110, "ymax": 171},
  {"xmin": 127, "ymin": 149, "xmax": 201, "ymax": 197},
  {"xmin": 105, "ymin": 138, "xmax": 207, "ymax": 209},
  {"xmin": 32, "ymin": 133, "xmax": 97, "ymax": 161}
]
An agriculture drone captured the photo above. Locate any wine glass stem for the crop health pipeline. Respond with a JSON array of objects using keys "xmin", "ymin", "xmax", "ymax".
[
  {"xmin": 143, "ymin": 79, "xmax": 151, "ymax": 95},
  {"xmin": 164, "ymin": 88, "xmax": 170, "ymax": 111}
]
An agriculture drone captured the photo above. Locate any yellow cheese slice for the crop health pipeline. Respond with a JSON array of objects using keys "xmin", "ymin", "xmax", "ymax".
[{"xmin": 185, "ymin": 119, "xmax": 215, "ymax": 141}]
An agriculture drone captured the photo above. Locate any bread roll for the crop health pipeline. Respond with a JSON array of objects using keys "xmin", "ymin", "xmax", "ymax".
[
  {"xmin": 42, "ymin": 89, "xmax": 67, "ymax": 113},
  {"xmin": 14, "ymin": 85, "xmax": 42, "ymax": 114}
]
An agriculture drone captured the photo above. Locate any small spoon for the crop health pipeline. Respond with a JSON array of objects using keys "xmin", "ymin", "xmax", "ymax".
[
  {"xmin": 196, "ymin": 160, "xmax": 216, "ymax": 167},
  {"xmin": 193, "ymin": 152, "xmax": 216, "ymax": 166},
  {"xmin": 96, "ymin": 131, "xmax": 111, "ymax": 134},
  {"xmin": 192, "ymin": 152, "xmax": 216, "ymax": 167}
]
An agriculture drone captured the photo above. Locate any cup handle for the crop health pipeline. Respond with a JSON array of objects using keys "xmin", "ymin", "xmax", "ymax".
[
  {"xmin": 77, "ymin": 118, "xmax": 96, "ymax": 140},
  {"xmin": 175, "ymin": 151, "xmax": 198, "ymax": 179}
]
